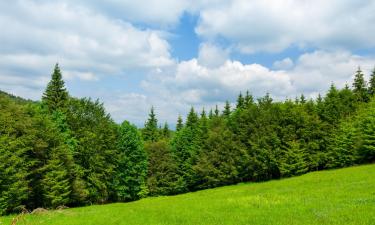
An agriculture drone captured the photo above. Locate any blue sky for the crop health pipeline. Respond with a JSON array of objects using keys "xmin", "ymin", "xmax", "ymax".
[{"xmin": 1, "ymin": 0, "xmax": 375, "ymax": 127}]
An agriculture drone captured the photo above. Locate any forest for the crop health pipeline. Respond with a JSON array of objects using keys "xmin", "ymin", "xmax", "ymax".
[{"xmin": 1, "ymin": 64, "xmax": 375, "ymax": 215}]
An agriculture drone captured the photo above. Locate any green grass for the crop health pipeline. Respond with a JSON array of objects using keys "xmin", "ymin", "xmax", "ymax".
[{"xmin": 1, "ymin": 164, "xmax": 375, "ymax": 225}]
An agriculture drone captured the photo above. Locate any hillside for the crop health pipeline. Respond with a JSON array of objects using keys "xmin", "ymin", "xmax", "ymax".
[{"xmin": 1, "ymin": 164, "xmax": 374, "ymax": 225}]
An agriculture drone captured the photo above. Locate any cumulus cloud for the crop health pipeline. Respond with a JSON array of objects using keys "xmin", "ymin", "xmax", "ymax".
[
  {"xmin": 134, "ymin": 50, "xmax": 375, "ymax": 125},
  {"xmin": 196, "ymin": 0, "xmax": 375, "ymax": 53},
  {"xmin": 0, "ymin": 0, "xmax": 174, "ymax": 98}
]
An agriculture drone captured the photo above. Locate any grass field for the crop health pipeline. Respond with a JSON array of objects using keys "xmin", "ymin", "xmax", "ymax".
[{"xmin": 1, "ymin": 164, "xmax": 374, "ymax": 225}]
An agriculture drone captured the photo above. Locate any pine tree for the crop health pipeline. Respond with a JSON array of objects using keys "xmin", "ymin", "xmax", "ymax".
[
  {"xmin": 214, "ymin": 105, "xmax": 219, "ymax": 117},
  {"xmin": 236, "ymin": 92, "xmax": 244, "ymax": 109},
  {"xmin": 41, "ymin": 154, "xmax": 71, "ymax": 208},
  {"xmin": 42, "ymin": 64, "xmax": 69, "ymax": 112},
  {"xmin": 176, "ymin": 115, "xmax": 183, "ymax": 132},
  {"xmin": 162, "ymin": 122, "xmax": 171, "ymax": 139},
  {"xmin": 223, "ymin": 101, "xmax": 231, "ymax": 117},
  {"xmin": 352, "ymin": 67, "xmax": 369, "ymax": 102},
  {"xmin": 115, "ymin": 121, "xmax": 148, "ymax": 201},
  {"xmin": 244, "ymin": 91, "xmax": 254, "ymax": 107},
  {"xmin": 300, "ymin": 94, "xmax": 306, "ymax": 104},
  {"xmin": 359, "ymin": 117, "xmax": 375, "ymax": 162},
  {"xmin": 369, "ymin": 67, "xmax": 375, "ymax": 96},
  {"xmin": 142, "ymin": 107, "xmax": 159, "ymax": 142},
  {"xmin": 186, "ymin": 107, "xmax": 199, "ymax": 128}
]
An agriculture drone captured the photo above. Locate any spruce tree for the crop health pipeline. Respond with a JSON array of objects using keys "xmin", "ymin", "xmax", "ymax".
[
  {"xmin": 214, "ymin": 105, "xmax": 219, "ymax": 117},
  {"xmin": 236, "ymin": 92, "xmax": 244, "ymax": 109},
  {"xmin": 244, "ymin": 91, "xmax": 253, "ymax": 106},
  {"xmin": 176, "ymin": 115, "xmax": 183, "ymax": 132},
  {"xmin": 162, "ymin": 122, "xmax": 171, "ymax": 139},
  {"xmin": 369, "ymin": 67, "xmax": 375, "ymax": 96},
  {"xmin": 186, "ymin": 107, "xmax": 199, "ymax": 128},
  {"xmin": 115, "ymin": 121, "xmax": 148, "ymax": 201},
  {"xmin": 223, "ymin": 101, "xmax": 231, "ymax": 117},
  {"xmin": 42, "ymin": 64, "xmax": 69, "ymax": 112},
  {"xmin": 352, "ymin": 67, "xmax": 369, "ymax": 102},
  {"xmin": 142, "ymin": 107, "xmax": 159, "ymax": 142}
]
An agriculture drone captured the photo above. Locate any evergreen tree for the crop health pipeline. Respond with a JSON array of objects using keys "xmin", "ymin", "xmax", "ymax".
[
  {"xmin": 146, "ymin": 140, "xmax": 184, "ymax": 195},
  {"xmin": 115, "ymin": 121, "xmax": 148, "ymax": 201},
  {"xmin": 236, "ymin": 92, "xmax": 245, "ymax": 109},
  {"xmin": 186, "ymin": 107, "xmax": 199, "ymax": 128},
  {"xmin": 369, "ymin": 67, "xmax": 375, "ymax": 96},
  {"xmin": 223, "ymin": 101, "xmax": 231, "ymax": 117},
  {"xmin": 359, "ymin": 116, "xmax": 375, "ymax": 162},
  {"xmin": 352, "ymin": 67, "xmax": 369, "ymax": 102},
  {"xmin": 278, "ymin": 141, "xmax": 307, "ymax": 177},
  {"xmin": 162, "ymin": 122, "xmax": 171, "ymax": 139},
  {"xmin": 142, "ymin": 107, "xmax": 159, "ymax": 142},
  {"xmin": 214, "ymin": 105, "xmax": 219, "ymax": 117},
  {"xmin": 244, "ymin": 91, "xmax": 253, "ymax": 106},
  {"xmin": 176, "ymin": 115, "xmax": 183, "ymax": 132},
  {"xmin": 42, "ymin": 64, "xmax": 69, "ymax": 112}
]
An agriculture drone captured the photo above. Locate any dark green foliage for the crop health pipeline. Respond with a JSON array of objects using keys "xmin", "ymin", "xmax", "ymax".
[
  {"xmin": 42, "ymin": 64, "xmax": 69, "ymax": 112},
  {"xmin": 176, "ymin": 115, "xmax": 184, "ymax": 131},
  {"xmin": 145, "ymin": 140, "xmax": 184, "ymax": 195},
  {"xmin": 223, "ymin": 101, "xmax": 231, "ymax": 117},
  {"xmin": 142, "ymin": 107, "xmax": 159, "ymax": 142},
  {"xmin": 0, "ymin": 96, "xmax": 29, "ymax": 215},
  {"xmin": 161, "ymin": 122, "xmax": 171, "ymax": 139},
  {"xmin": 115, "ymin": 121, "xmax": 148, "ymax": 201},
  {"xmin": 352, "ymin": 67, "xmax": 369, "ymax": 102},
  {"xmin": 65, "ymin": 98, "xmax": 118, "ymax": 204},
  {"xmin": 236, "ymin": 92, "xmax": 245, "ymax": 109},
  {"xmin": 369, "ymin": 68, "xmax": 375, "ymax": 96},
  {"xmin": 194, "ymin": 117, "xmax": 247, "ymax": 189}
]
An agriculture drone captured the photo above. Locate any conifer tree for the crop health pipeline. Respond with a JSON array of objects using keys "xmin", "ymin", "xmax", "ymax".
[
  {"xmin": 142, "ymin": 107, "xmax": 159, "ymax": 142},
  {"xmin": 208, "ymin": 109, "xmax": 214, "ymax": 119},
  {"xmin": 223, "ymin": 101, "xmax": 231, "ymax": 117},
  {"xmin": 186, "ymin": 107, "xmax": 199, "ymax": 128},
  {"xmin": 176, "ymin": 115, "xmax": 183, "ymax": 131},
  {"xmin": 214, "ymin": 105, "xmax": 219, "ymax": 117},
  {"xmin": 42, "ymin": 64, "xmax": 69, "ymax": 112},
  {"xmin": 359, "ymin": 117, "xmax": 375, "ymax": 162},
  {"xmin": 115, "ymin": 121, "xmax": 148, "ymax": 201},
  {"xmin": 352, "ymin": 67, "xmax": 369, "ymax": 102},
  {"xmin": 369, "ymin": 67, "xmax": 375, "ymax": 96},
  {"xmin": 162, "ymin": 122, "xmax": 171, "ymax": 139},
  {"xmin": 244, "ymin": 91, "xmax": 253, "ymax": 106},
  {"xmin": 236, "ymin": 92, "xmax": 244, "ymax": 109}
]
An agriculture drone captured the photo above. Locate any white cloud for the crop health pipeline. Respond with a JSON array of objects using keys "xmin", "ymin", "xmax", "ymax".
[
  {"xmin": 197, "ymin": 43, "xmax": 229, "ymax": 68},
  {"xmin": 0, "ymin": 0, "xmax": 174, "ymax": 98},
  {"xmin": 196, "ymin": 0, "xmax": 375, "ymax": 53},
  {"xmin": 273, "ymin": 58, "xmax": 294, "ymax": 70}
]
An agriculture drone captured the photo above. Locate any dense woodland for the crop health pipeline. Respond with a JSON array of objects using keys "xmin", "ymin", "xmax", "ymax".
[{"xmin": 1, "ymin": 64, "xmax": 375, "ymax": 215}]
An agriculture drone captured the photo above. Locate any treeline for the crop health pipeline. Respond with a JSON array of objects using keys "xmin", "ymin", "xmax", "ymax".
[{"xmin": 1, "ymin": 65, "xmax": 375, "ymax": 215}]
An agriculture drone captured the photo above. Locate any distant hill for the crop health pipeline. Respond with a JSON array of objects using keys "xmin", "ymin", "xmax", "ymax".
[{"xmin": 0, "ymin": 90, "xmax": 35, "ymax": 104}]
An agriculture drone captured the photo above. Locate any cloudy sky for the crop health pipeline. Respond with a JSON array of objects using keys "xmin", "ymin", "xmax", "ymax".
[{"xmin": 1, "ymin": 0, "xmax": 375, "ymax": 126}]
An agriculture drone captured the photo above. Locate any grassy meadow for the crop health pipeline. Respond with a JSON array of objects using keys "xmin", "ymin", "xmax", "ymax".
[{"xmin": 1, "ymin": 164, "xmax": 374, "ymax": 225}]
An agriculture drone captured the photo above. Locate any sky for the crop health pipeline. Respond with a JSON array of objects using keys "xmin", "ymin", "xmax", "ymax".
[{"xmin": 1, "ymin": 0, "xmax": 375, "ymax": 127}]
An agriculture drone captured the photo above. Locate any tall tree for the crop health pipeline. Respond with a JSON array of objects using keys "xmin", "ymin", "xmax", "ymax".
[
  {"xmin": 236, "ymin": 92, "xmax": 245, "ymax": 109},
  {"xmin": 369, "ymin": 67, "xmax": 375, "ymax": 96},
  {"xmin": 161, "ymin": 122, "xmax": 171, "ymax": 139},
  {"xmin": 115, "ymin": 121, "xmax": 148, "ymax": 201},
  {"xmin": 186, "ymin": 107, "xmax": 199, "ymax": 128},
  {"xmin": 223, "ymin": 101, "xmax": 231, "ymax": 117},
  {"xmin": 352, "ymin": 67, "xmax": 368, "ymax": 102},
  {"xmin": 176, "ymin": 115, "xmax": 183, "ymax": 132},
  {"xmin": 42, "ymin": 64, "xmax": 69, "ymax": 112},
  {"xmin": 142, "ymin": 107, "xmax": 159, "ymax": 142}
]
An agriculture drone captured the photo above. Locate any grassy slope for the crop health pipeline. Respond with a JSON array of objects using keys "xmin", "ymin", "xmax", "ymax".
[{"xmin": 1, "ymin": 164, "xmax": 374, "ymax": 225}]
